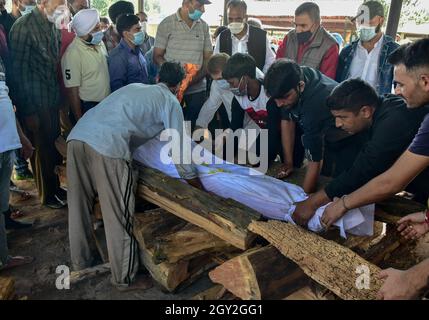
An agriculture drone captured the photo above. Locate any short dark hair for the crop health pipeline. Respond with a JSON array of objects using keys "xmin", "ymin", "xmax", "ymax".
[
  {"xmin": 100, "ymin": 17, "xmax": 110, "ymax": 25},
  {"xmin": 207, "ymin": 53, "xmax": 230, "ymax": 75},
  {"xmin": 159, "ymin": 62, "xmax": 185, "ymax": 87},
  {"xmin": 264, "ymin": 59, "xmax": 302, "ymax": 98},
  {"xmin": 108, "ymin": 0, "xmax": 135, "ymax": 24},
  {"xmin": 388, "ymin": 38, "xmax": 429, "ymax": 72},
  {"xmin": 116, "ymin": 14, "xmax": 140, "ymax": 38},
  {"xmin": 327, "ymin": 79, "xmax": 379, "ymax": 113},
  {"xmin": 227, "ymin": 0, "xmax": 247, "ymax": 12},
  {"xmin": 295, "ymin": 2, "xmax": 320, "ymax": 23},
  {"xmin": 222, "ymin": 53, "xmax": 256, "ymax": 80}
]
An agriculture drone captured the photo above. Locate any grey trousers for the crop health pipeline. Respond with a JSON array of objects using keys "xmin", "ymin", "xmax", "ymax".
[
  {"xmin": 67, "ymin": 140, "xmax": 139, "ymax": 287},
  {"xmin": 0, "ymin": 150, "xmax": 14, "ymax": 267}
]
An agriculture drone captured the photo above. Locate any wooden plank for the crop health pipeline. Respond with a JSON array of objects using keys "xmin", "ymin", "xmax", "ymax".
[
  {"xmin": 134, "ymin": 209, "xmax": 239, "ymax": 292},
  {"xmin": 192, "ymin": 285, "xmax": 227, "ymax": 300},
  {"xmin": 209, "ymin": 245, "xmax": 308, "ymax": 300},
  {"xmin": 69, "ymin": 263, "xmax": 111, "ymax": 285},
  {"xmin": 0, "ymin": 277, "xmax": 15, "ymax": 300},
  {"xmin": 248, "ymin": 220, "xmax": 383, "ymax": 300},
  {"xmin": 137, "ymin": 165, "xmax": 261, "ymax": 250}
]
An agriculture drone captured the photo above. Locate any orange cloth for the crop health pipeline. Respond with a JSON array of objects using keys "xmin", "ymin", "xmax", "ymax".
[{"xmin": 176, "ymin": 63, "xmax": 199, "ymax": 104}]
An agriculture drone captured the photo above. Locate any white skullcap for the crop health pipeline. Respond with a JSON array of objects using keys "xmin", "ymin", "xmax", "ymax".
[{"xmin": 70, "ymin": 9, "xmax": 100, "ymax": 37}]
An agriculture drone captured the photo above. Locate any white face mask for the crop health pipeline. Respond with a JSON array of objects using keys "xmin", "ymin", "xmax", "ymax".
[
  {"xmin": 228, "ymin": 22, "xmax": 245, "ymax": 35},
  {"xmin": 45, "ymin": 4, "xmax": 70, "ymax": 29}
]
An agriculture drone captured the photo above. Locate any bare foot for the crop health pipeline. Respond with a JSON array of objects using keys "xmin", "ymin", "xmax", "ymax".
[
  {"xmin": 1, "ymin": 256, "xmax": 34, "ymax": 271},
  {"xmin": 115, "ymin": 274, "xmax": 153, "ymax": 292}
]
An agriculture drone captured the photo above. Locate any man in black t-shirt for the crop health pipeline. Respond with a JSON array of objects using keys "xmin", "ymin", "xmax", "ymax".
[
  {"xmin": 322, "ymin": 38, "xmax": 429, "ymax": 300},
  {"xmin": 291, "ymin": 78, "xmax": 429, "ymax": 226}
]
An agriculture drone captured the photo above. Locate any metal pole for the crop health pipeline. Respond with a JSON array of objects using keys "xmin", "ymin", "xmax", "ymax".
[
  {"xmin": 385, "ymin": 0, "xmax": 403, "ymax": 38},
  {"xmin": 223, "ymin": 0, "xmax": 228, "ymax": 26}
]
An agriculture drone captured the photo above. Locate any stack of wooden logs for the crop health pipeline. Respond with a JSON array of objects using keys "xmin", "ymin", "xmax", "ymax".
[
  {"xmin": 54, "ymin": 137, "xmax": 424, "ymax": 299},
  {"xmin": 0, "ymin": 277, "xmax": 15, "ymax": 300}
]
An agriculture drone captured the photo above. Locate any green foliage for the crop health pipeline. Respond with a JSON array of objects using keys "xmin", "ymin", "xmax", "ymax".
[{"xmin": 375, "ymin": 0, "xmax": 429, "ymax": 26}]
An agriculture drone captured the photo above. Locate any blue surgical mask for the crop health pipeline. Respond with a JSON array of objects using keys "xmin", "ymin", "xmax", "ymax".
[
  {"xmin": 188, "ymin": 6, "xmax": 203, "ymax": 21},
  {"xmin": 90, "ymin": 31, "xmax": 104, "ymax": 45},
  {"xmin": 20, "ymin": 5, "xmax": 35, "ymax": 16},
  {"xmin": 230, "ymin": 77, "xmax": 247, "ymax": 96},
  {"xmin": 215, "ymin": 79, "xmax": 230, "ymax": 91},
  {"xmin": 132, "ymin": 31, "xmax": 145, "ymax": 46},
  {"xmin": 358, "ymin": 26, "xmax": 377, "ymax": 42}
]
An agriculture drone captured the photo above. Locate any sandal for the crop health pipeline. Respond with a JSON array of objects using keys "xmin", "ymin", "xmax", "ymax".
[
  {"xmin": 9, "ymin": 205, "xmax": 25, "ymax": 219},
  {"xmin": 9, "ymin": 183, "xmax": 32, "ymax": 201},
  {"xmin": 0, "ymin": 256, "xmax": 34, "ymax": 271}
]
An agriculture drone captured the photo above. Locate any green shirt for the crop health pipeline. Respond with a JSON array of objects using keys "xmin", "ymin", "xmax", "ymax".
[{"xmin": 9, "ymin": 6, "xmax": 61, "ymax": 116}]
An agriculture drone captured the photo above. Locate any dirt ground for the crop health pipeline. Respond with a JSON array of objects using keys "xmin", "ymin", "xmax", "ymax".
[
  {"xmin": 4, "ymin": 178, "xmax": 213, "ymax": 300},
  {"xmin": 3, "ymin": 177, "xmax": 429, "ymax": 300}
]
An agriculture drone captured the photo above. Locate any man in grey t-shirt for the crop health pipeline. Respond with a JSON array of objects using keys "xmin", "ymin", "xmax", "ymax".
[{"xmin": 66, "ymin": 62, "xmax": 203, "ymax": 290}]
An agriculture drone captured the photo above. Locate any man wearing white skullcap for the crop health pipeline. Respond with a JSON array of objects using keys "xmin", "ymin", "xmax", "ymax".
[{"xmin": 61, "ymin": 8, "xmax": 110, "ymax": 122}]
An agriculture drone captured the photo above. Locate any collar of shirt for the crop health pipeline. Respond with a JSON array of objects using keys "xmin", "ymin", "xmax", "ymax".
[
  {"xmin": 119, "ymin": 38, "xmax": 141, "ymax": 55},
  {"xmin": 33, "ymin": 6, "xmax": 52, "ymax": 34},
  {"xmin": 157, "ymin": 82, "xmax": 174, "ymax": 96}
]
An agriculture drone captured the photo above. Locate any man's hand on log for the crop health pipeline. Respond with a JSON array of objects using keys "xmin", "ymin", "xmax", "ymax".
[
  {"xmin": 376, "ymin": 268, "xmax": 421, "ymax": 300},
  {"xmin": 397, "ymin": 211, "xmax": 429, "ymax": 240},
  {"xmin": 292, "ymin": 198, "xmax": 317, "ymax": 227}
]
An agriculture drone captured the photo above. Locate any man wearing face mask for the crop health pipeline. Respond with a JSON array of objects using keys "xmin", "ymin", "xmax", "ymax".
[
  {"xmin": 276, "ymin": 2, "xmax": 339, "ymax": 80},
  {"xmin": 214, "ymin": 0, "xmax": 274, "ymax": 74},
  {"xmin": 137, "ymin": 11, "xmax": 154, "ymax": 56},
  {"xmin": 108, "ymin": 13, "xmax": 149, "ymax": 92},
  {"xmin": 0, "ymin": 0, "xmax": 36, "ymax": 36},
  {"xmin": 154, "ymin": 0, "xmax": 213, "ymax": 132},
  {"xmin": 10, "ymin": 0, "xmax": 70, "ymax": 208},
  {"xmin": 61, "ymin": 8, "xmax": 110, "ymax": 121},
  {"xmin": 104, "ymin": 1, "xmax": 134, "ymax": 53},
  {"xmin": 336, "ymin": 1, "xmax": 399, "ymax": 95}
]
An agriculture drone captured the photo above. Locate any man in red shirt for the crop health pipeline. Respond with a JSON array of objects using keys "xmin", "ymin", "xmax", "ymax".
[{"xmin": 276, "ymin": 2, "xmax": 338, "ymax": 79}]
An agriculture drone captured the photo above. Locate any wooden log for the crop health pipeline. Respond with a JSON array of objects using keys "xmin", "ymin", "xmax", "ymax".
[
  {"xmin": 248, "ymin": 220, "xmax": 383, "ymax": 300},
  {"xmin": 0, "ymin": 277, "xmax": 15, "ymax": 300},
  {"xmin": 134, "ymin": 209, "xmax": 239, "ymax": 292},
  {"xmin": 137, "ymin": 165, "xmax": 261, "ymax": 250},
  {"xmin": 192, "ymin": 285, "xmax": 227, "ymax": 300},
  {"xmin": 69, "ymin": 263, "xmax": 111, "ymax": 285},
  {"xmin": 209, "ymin": 245, "xmax": 308, "ymax": 300}
]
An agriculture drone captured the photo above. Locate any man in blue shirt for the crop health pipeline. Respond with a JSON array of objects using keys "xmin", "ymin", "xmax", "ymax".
[{"xmin": 108, "ymin": 13, "xmax": 148, "ymax": 92}]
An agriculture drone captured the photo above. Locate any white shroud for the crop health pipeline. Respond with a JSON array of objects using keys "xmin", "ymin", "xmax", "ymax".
[{"xmin": 133, "ymin": 136, "xmax": 374, "ymax": 238}]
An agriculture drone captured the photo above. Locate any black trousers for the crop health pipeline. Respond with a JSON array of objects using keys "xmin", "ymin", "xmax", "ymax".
[{"xmin": 183, "ymin": 91, "xmax": 207, "ymax": 132}]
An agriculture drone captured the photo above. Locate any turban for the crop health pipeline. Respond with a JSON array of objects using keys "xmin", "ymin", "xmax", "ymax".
[{"xmin": 70, "ymin": 9, "xmax": 100, "ymax": 37}]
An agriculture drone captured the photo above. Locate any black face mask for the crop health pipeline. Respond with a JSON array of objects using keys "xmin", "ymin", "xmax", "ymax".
[{"xmin": 297, "ymin": 30, "xmax": 313, "ymax": 44}]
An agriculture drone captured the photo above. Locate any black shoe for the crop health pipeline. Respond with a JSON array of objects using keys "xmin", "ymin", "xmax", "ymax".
[
  {"xmin": 45, "ymin": 195, "xmax": 67, "ymax": 209},
  {"xmin": 3, "ymin": 210, "xmax": 32, "ymax": 230},
  {"xmin": 56, "ymin": 188, "xmax": 67, "ymax": 202}
]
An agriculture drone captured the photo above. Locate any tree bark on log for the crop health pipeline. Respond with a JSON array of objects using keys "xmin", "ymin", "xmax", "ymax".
[
  {"xmin": 248, "ymin": 220, "xmax": 383, "ymax": 300},
  {"xmin": 137, "ymin": 165, "xmax": 261, "ymax": 250},
  {"xmin": 209, "ymin": 245, "xmax": 308, "ymax": 300}
]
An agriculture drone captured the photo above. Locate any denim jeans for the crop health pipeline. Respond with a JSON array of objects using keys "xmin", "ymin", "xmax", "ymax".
[{"xmin": 0, "ymin": 150, "xmax": 14, "ymax": 267}]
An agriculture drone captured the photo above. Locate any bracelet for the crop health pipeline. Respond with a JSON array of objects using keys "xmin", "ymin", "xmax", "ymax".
[{"xmin": 341, "ymin": 195, "xmax": 350, "ymax": 211}]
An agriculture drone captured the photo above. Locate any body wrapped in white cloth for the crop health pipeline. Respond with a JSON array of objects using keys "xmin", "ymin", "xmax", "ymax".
[{"xmin": 133, "ymin": 137, "xmax": 374, "ymax": 238}]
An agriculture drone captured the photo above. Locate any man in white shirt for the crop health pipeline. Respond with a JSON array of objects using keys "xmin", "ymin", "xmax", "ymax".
[
  {"xmin": 336, "ymin": 1, "xmax": 399, "ymax": 95},
  {"xmin": 66, "ymin": 62, "xmax": 203, "ymax": 290},
  {"xmin": 0, "ymin": 59, "xmax": 34, "ymax": 271},
  {"xmin": 214, "ymin": 0, "xmax": 274, "ymax": 74}
]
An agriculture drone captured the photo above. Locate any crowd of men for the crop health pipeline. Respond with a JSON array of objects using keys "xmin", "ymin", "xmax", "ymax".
[{"xmin": 0, "ymin": 0, "xmax": 429, "ymax": 299}]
